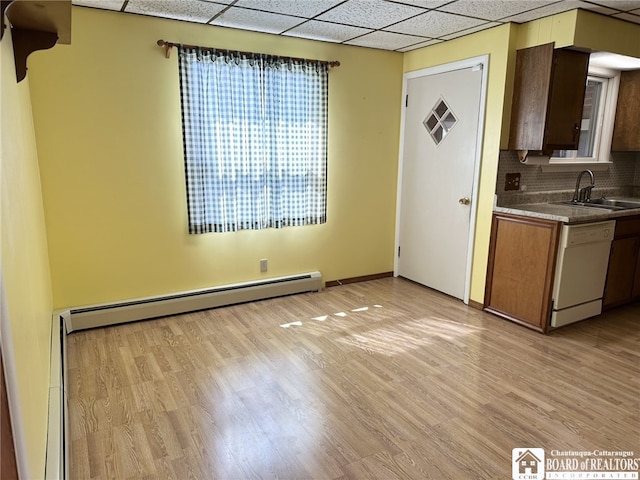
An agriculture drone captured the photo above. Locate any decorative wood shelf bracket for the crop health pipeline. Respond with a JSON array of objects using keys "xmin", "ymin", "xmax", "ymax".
[
  {"xmin": 11, "ymin": 27, "xmax": 57, "ymax": 82},
  {"xmin": 1, "ymin": 0, "xmax": 71, "ymax": 82}
]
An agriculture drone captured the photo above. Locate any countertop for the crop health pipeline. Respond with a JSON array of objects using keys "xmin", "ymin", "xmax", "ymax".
[{"xmin": 494, "ymin": 197, "xmax": 640, "ymax": 224}]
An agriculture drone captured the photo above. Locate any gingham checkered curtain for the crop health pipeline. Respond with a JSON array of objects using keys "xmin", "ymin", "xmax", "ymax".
[{"xmin": 178, "ymin": 47, "xmax": 328, "ymax": 233}]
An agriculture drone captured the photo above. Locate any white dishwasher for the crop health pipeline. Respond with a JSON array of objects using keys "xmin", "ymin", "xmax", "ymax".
[{"xmin": 550, "ymin": 220, "xmax": 615, "ymax": 328}]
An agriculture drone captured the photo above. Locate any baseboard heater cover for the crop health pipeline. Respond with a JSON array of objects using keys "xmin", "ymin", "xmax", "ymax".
[
  {"xmin": 46, "ymin": 310, "xmax": 69, "ymax": 480},
  {"xmin": 67, "ymin": 271, "xmax": 322, "ymax": 332}
]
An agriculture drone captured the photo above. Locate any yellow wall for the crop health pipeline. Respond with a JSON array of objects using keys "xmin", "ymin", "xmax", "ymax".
[
  {"xmin": 514, "ymin": 9, "xmax": 578, "ymax": 50},
  {"xmin": 28, "ymin": 7, "xmax": 404, "ymax": 308},
  {"xmin": 0, "ymin": 26, "xmax": 53, "ymax": 480},
  {"xmin": 573, "ymin": 10, "xmax": 640, "ymax": 58}
]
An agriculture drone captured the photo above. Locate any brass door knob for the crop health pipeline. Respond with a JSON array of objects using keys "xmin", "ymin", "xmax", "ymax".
[{"xmin": 459, "ymin": 197, "xmax": 471, "ymax": 205}]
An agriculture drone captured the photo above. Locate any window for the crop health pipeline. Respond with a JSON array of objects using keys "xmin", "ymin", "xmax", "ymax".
[
  {"xmin": 550, "ymin": 69, "xmax": 620, "ymax": 166},
  {"xmin": 178, "ymin": 47, "xmax": 329, "ymax": 234}
]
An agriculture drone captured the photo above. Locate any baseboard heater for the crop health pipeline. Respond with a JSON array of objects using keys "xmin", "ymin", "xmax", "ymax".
[
  {"xmin": 67, "ymin": 271, "xmax": 322, "ymax": 332},
  {"xmin": 46, "ymin": 311, "xmax": 68, "ymax": 480}
]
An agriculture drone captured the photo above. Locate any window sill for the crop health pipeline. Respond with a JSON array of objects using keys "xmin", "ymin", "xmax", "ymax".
[{"xmin": 540, "ymin": 162, "xmax": 612, "ymax": 173}]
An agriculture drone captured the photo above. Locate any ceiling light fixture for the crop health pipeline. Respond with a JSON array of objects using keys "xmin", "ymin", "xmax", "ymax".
[{"xmin": 589, "ymin": 52, "xmax": 640, "ymax": 71}]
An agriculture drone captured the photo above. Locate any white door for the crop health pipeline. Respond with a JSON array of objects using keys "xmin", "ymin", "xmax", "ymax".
[{"xmin": 396, "ymin": 59, "xmax": 486, "ymax": 301}]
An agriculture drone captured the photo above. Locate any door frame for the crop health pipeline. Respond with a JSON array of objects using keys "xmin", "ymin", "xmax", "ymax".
[{"xmin": 393, "ymin": 55, "xmax": 489, "ymax": 304}]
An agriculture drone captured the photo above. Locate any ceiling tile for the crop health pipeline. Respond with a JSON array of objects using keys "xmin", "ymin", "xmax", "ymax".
[
  {"xmin": 345, "ymin": 31, "xmax": 431, "ymax": 50},
  {"xmin": 398, "ymin": 38, "xmax": 443, "ymax": 51},
  {"xmin": 73, "ymin": 0, "xmax": 126, "ymax": 11},
  {"xmin": 440, "ymin": 21, "xmax": 501, "ymax": 39},
  {"xmin": 438, "ymin": 0, "xmax": 551, "ymax": 21},
  {"xmin": 385, "ymin": 10, "xmax": 486, "ymax": 37},
  {"xmin": 73, "ymin": 0, "xmax": 640, "ymax": 52},
  {"xmin": 584, "ymin": 0, "xmax": 640, "ymax": 11},
  {"xmin": 125, "ymin": 0, "xmax": 227, "ymax": 23},
  {"xmin": 317, "ymin": 0, "xmax": 426, "ymax": 29},
  {"xmin": 612, "ymin": 11, "xmax": 640, "ymax": 22},
  {"xmin": 283, "ymin": 20, "xmax": 373, "ymax": 43},
  {"xmin": 388, "ymin": 0, "xmax": 451, "ymax": 7},
  {"xmin": 233, "ymin": 0, "xmax": 343, "ymax": 18},
  {"xmin": 211, "ymin": 7, "xmax": 303, "ymax": 33},
  {"xmin": 499, "ymin": 1, "xmax": 598, "ymax": 22},
  {"xmin": 559, "ymin": 0, "xmax": 619, "ymax": 15}
]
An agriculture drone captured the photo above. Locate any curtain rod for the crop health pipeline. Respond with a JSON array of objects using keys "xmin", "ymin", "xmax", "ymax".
[{"xmin": 156, "ymin": 39, "xmax": 340, "ymax": 68}]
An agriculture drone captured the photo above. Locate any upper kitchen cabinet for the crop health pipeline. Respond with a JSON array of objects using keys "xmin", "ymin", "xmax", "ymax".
[
  {"xmin": 508, "ymin": 43, "xmax": 589, "ymax": 158},
  {"xmin": 611, "ymin": 70, "xmax": 640, "ymax": 151}
]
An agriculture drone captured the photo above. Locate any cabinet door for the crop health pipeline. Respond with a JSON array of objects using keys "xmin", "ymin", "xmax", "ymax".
[
  {"xmin": 485, "ymin": 214, "xmax": 561, "ymax": 333},
  {"xmin": 544, "ymin": 49, "xmax": 589, "ymax": 149},
  {"xmin": 612, "ymin": 70, "xmax": 640, "ymax": 151},
  {"xmin": 508, "ymin": 43, "xmax": 588, "ymax": 152},
  {"xmin": 603, "ymin": 237, "xmax": 638, "ymax": 307},
  {"xmin": 508, "ymin": 43, "xmax": 554, "ymax": 151}
]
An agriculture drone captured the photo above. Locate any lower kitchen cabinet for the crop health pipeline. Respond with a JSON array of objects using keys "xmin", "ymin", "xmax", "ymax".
[
  {"xmin": 603, "ymin": 216, "xmax": 640, "ymax": 308},
  {"xmin": 484, "ymin": 213, "xmax": 561, "ymax": 333}
]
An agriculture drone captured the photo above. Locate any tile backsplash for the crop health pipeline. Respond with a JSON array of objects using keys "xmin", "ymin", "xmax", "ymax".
[{"xmin": 496, "ymin": 150, "xmax": 640, "ymax": 205}]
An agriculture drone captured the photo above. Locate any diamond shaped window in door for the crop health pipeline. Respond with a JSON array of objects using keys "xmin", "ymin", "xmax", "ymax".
[{"xmin": 423, "ymin": 98, "xmax": 458, "ymax": 146}]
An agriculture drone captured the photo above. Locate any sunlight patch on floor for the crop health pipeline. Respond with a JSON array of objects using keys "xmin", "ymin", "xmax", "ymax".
[
  {"xmin": 279, "ymin": 304, "xmax": 383, "ymax": 328},
  {"xmin": 280, "ymin": 321, "xmax": 302, "ymax": 328},
  {"xmin": 336, "ymin": 317, "xmax": 485, "ymax": 356},
  {"xmin": 277, "ymin": 302, "xmax": 483, "ymax": 356}
]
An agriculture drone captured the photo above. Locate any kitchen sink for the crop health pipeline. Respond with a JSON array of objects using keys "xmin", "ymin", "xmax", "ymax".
[
  {"xmin": 585, "ymin": 198, "xmax": 640, "ymax": 209},
  {"xmin": 552, "ymin": 198, "xmax": 640, "ymax": 211}
]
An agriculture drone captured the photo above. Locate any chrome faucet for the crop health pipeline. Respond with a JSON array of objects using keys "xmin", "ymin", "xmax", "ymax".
[{"xmin": 573, "ymin": 169, "xmax": 595, "ymax": 203}]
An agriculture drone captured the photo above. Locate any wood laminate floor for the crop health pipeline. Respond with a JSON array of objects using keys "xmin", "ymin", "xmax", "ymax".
[{"xmin": 67, "ymin": 278, "xmax": 640, "ymax": 479}]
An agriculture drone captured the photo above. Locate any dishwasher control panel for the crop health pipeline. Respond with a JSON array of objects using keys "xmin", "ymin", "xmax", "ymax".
[{"xmin": 565, "ymin": 221, "xmax": 615, "ymax": 246}]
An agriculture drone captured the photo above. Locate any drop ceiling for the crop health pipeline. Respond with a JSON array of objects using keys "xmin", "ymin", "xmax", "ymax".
[{"xmin": 73, "ymin": 0, "xmax": 640, "ymax": 52}]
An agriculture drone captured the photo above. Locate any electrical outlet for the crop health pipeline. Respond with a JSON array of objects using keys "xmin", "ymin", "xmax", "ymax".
[
  {"xmin": 505, "ymin": 173, "xmax": 521, "ymax": 191},
  {"xmin": 260, "ymin": 259, "xmax": 268, "ymax": 272}
]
